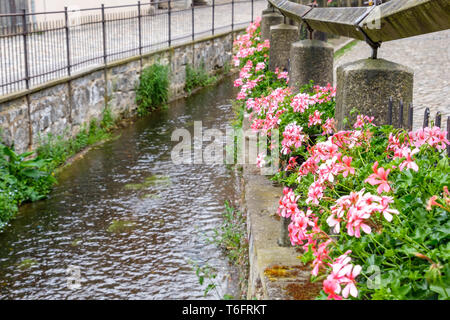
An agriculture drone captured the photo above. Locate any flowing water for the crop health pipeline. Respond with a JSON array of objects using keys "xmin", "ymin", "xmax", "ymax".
[{"xmin": 0, "ymin": 77, "xmax": 241, "ymax": 299}]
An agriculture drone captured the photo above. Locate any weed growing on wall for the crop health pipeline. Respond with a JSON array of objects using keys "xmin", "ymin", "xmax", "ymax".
[
  {"xmin": 185, "ymin": 62, "xmax": 217, "ymax": 94},
  {"xmin": 0, "ymin": 144, "xmax": 56, "ymax": 228},
  {"xmin": 136, "ymin": 63, "xmax": 169, "ymax": 116}
]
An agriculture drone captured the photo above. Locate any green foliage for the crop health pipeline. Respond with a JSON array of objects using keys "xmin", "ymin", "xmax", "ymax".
[
  {"xmin": 233, "ymin": 20, "xmax": 449, "ymax": 300},
  {"xmin": 286, "ymin": 125, "xmax": 450, "ymax": 300},
  {"xmin": 189, "ymin": 202, "xmax": 249, "ymax": 299},
  {"xmin": 0, "ymin": 107, "xmax": 119, "ymax": 229},
  {"xmin": 37, "ymin": 120, "xmax": 112, "ymax": 171},
  {"xmin": 0, "ymin": 143, "xmax": 56, "ymax": 228},
  {"xmin": 184, "ymin": 62, "xmax": 217, "ymax": 94},
  {"xmin": 188, "ymin": 259, "xmax": 219, "ymax": 298},
  {"xmin": 101, "ymin": 105, "xmax": 115, "ymax": 130},
  {"xmin": 211, "ymin": 201, "xmax": 249, "ymax": 298},
  {"xmin": 212, "ymin": 201, "xmax": 248, "ymax": 265},
  {"xmin": 136, "ymin": 63, "xmax": 169, "ymax": 116},
  {"xmin": 334, "ymin": 40, "xmax": 359, "ymax": 60},
  {"xmin": 223, "ymin": 61, "xmax": 232, "ymax": 75}
]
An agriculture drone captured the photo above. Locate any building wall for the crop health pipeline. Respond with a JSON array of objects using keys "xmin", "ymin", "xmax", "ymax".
[
  {"xmin": 31, "ymin": 0, "xmax": 154, "ymax": 12},
  {"xmin": 0, "ymin": 0, "xmax": 29, "ymax": 27},
  {"xmin": 26, "ymin": 0, "xmax": 191, "ymax": 24}
]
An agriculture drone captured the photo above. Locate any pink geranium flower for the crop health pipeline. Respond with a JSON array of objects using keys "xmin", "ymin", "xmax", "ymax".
[
  {"xmin": 339, "ymin": 155, "xmax": 355, "ymax": 178},
  {"xmin": 365, "ymin": 161, "xmax": 391, "ymax": 194},
  {"xmin": 308, "ymin": 110, "xmax": 323, "ymax": 127},
  {"xmin": 277, "ymin": 187, "xmax": 300, "ymax": 218},
  {"xmin": 323, "ymin": 251, "xmax": 361, "ymax": 299},
  {"xmin": 398, "ymin": 147, "xmax": 419, "ymax": 172},
  {"xmin": 323, "ymin": 278, "xmax": 343, "ymax": 300},
  {"xmin": 255, "ymin": 62, "xmax": 266, "ymax": 71}
]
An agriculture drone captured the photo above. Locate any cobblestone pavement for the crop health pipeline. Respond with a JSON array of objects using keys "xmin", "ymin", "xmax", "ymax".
[
  {"xmin": 0, "ymin": 0, "xmax": 266, "ymax": 96},
  {"xmin": 334, "ymin": 30, "xmax": 450, "ymax": 131}
]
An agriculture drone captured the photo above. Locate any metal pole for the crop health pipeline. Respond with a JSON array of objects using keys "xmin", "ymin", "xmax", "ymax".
[
  {"xmin": 212, "ymin": 0, "xmax": 215, "ymax": 36},
  {"xmin": 423, "ymin": 107, "xmax": 430, "ymax": 128},
  {"xmin": 138, "ymin": 1, "xmax": 142, "ymax": 57},
  {"xmin": 101, "ymin": 4, "xmax": 107, "ymax": 65},
  {"xmin": 435, "ymin": 112, "xmax": 441, "ymax": 128},
  {"xmin": 408, "ymin": 103, "xmax": 413, "ymax": 131},
  {"xmin": 21, "ymin": 9, "xmax": 30, "ymax": 90},
  {"xmin": 191, "ymin": 3, "xmax": 194, "ymax": 41},
  {"xmin": 251, "ymin": 0, "xmax": 254, "ymax": 22},
  {"xmin": 64, "ymin": 7, "xmax": 71, "ymax": 76},
  {"xmin": 398, "ymin": 100, "xmax": 403, "ymax": 128},
  {"xmin": 231, "ymin": 0, "xmax": 234, "ymax": 31},
  {"xmin": 168, "ymin": 0, "xmax": 171, "ymax": 47}
]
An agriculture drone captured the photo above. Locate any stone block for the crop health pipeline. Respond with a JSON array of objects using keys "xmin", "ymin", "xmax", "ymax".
[
  {"xmin": 289, "ymin": 39, "xmax": 334, "ymax": 90},
  {"xmin": 261, "ymin": 12, "xmax": 284, "ymax": 41},
  {"xmin": 0, "ymin": 97, "xmax": 30, "ymax": 153},
  {"xmin": 336, "ymin": 58, "xmax": 414, "ymax": 130},
  {"xmin": 269, "ymin": 24, "xmax": 299, "ymax": 72}
]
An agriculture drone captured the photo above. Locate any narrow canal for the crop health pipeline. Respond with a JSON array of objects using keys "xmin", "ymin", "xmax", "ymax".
[{"xmin": 0, "ymin": 76, "xmax": 241, "ymax": 299}]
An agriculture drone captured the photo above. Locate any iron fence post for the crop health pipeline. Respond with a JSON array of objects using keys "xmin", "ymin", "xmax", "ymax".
[
  {"xmin": 138, "ymin": 1, "xmax": 142, "ymax": 57},
  {"xmin": 231, "ymin": 0, "xmax": 234, "ymax": 31},
  {"xmin": 251, "ymin": 0, "xmax": 254, "ymax": 22},
  {"xmin": 191, "ymin": 3, "xmax": 194, "ymax": 41},
  {"xmin": 408, "ymin": 103, "xmax": 413, "ymax": 131},
  {"xmin": 435, "ymin": 111, "xmax": 441, "ymax": 128},
  {"xmin": 64, "ymin": 7, "xmax": 71, "ymax": 76},
  {"xmin": 101, "ymin": 4, "xmax": 107, "ymax": 65},
  {"xmin": 399, "ymin": 100, "xmax": 403, "ymax": 128},
  {"xmin": 168, "ymin": 0, "xmax": 171, "ymax": 47},
  {"xmin": 212, "ymin": 0, "xmax": 215, "ymax": 36},
  {"xmin": 21, "ymin": 9, "xmax": 30, "ymax": 90},
  {"xmin": 423, "ymin": 107, "xmax": 430, "ymax": 128}
]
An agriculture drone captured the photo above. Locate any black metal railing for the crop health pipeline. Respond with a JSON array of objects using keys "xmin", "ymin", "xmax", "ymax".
[
  {"xmin": 387, "ymin": 98, "xmax": 450, "ymax": 157},
  {"xmin": 0, "ymin": 0, "xmax": 265, "ymax": 96}
]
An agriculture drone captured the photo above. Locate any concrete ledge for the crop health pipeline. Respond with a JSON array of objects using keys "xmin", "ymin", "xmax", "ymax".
[
  {"xmin": 240, "ymin": 115, "xmax": 321, "ymax": 300},
  {"xmin": 241, "ymin": 164, "xmax": 322, "ymax": 300}
]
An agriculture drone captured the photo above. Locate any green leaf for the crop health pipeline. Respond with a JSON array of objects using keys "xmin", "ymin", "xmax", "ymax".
[{"xmin": 430, "ymin": 284, "xmax": 450, "ymax": 300}]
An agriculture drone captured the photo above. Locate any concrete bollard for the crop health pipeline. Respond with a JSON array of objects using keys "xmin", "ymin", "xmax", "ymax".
[
  {"xmin": 289, "ymin": 39, "xmax": 334, "ymax": 91},
  {"xmin": 261, "ymin": 12, "xmax": 284, "ymax": 41},
  {"xmin": 269, "ymin": 24, "xmax": 299, "ymax": 73},
  {"xmin": 336, "ymin": 58, "xmax": 414, "ymax": 130}
]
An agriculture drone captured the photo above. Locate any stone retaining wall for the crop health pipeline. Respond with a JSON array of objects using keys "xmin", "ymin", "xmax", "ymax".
[{"xmin": 0, "ymin": 30, "xmax": 237, "ymax": 153}]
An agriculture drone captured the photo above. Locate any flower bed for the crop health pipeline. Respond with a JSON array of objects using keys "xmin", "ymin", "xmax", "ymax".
[{"xmin": 233, "ymin": 18, "xmax": 450, "ymax": 300}]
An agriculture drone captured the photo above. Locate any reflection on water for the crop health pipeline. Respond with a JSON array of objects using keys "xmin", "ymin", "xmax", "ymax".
[{"xmin": 0, "ymin": 77, "xmax": 241, "ymax": 299}]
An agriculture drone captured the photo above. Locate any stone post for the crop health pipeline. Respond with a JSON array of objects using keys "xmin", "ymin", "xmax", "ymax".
[
  {"xmin": 261, "ymin": 12, "xmax": 284, "ymax": 41},
  {"xmin": 335, "ymin": 58, "xmax": 414, "ymax": 130},
  {"xmin": 289, "ymin": 39, "xmax": 334, "ymax": 91},
  {"xmin": 269, "ymin": 24, "xmax": 299, "ymax": 73}
]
